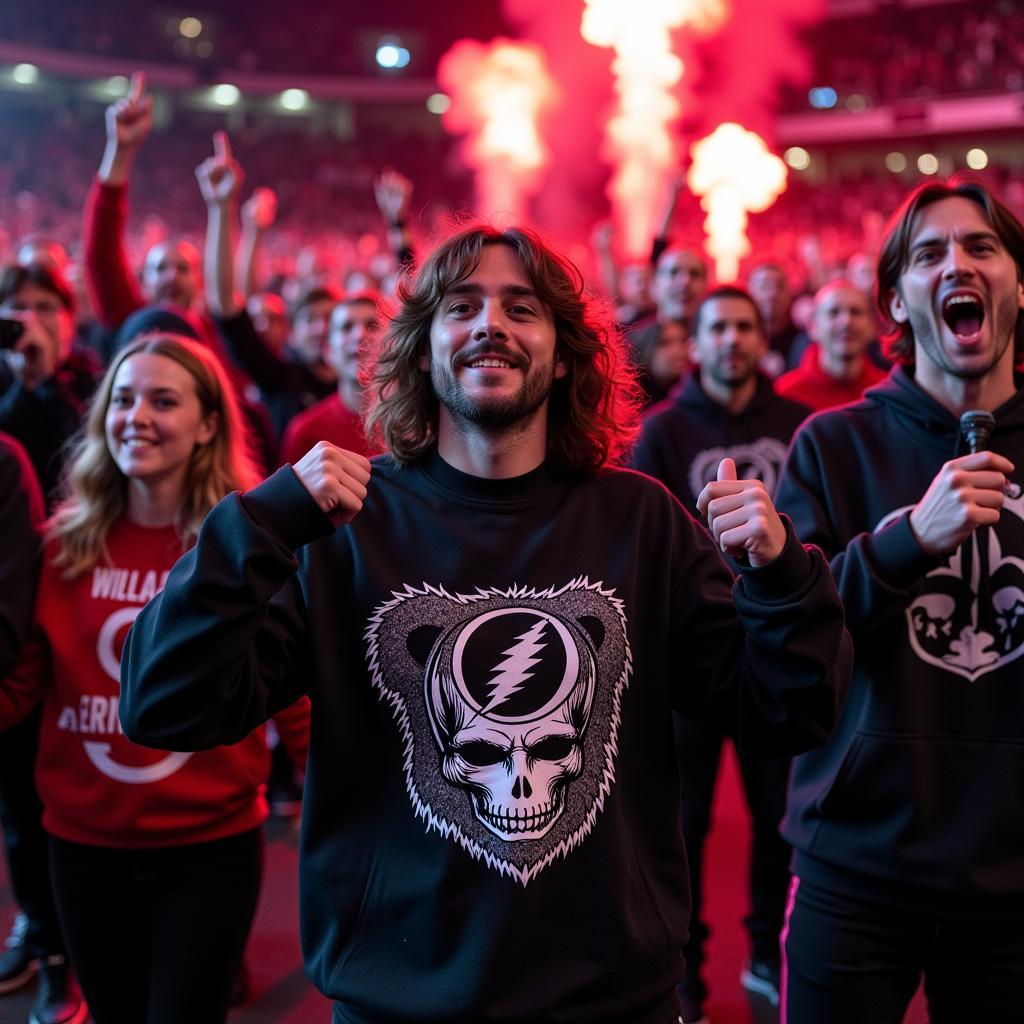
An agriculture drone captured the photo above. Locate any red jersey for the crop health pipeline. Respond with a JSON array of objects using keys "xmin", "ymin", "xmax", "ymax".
[
  {"xmin": 280, "ymin": 392, "xmax": 374, "ymax": 466},
  {"xmin": 775, "ymin": 346, "xmax": 887, "ymax": 412},
  {"xmin": 0, "ymin": 516, "xmax": 309, "ymax": 848}
]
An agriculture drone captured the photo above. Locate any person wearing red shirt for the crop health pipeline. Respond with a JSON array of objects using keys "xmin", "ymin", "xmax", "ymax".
[
  {"xmin": 775, "ymin": 281, "xmax": 887, "ymax": 412},
  {"xmin": 0, "ymin": 334, "xmax": 308, "ymax": 1024},
  {"xmin": 280, "ymin": 292, "xmax": 382, "ymax": 465}
]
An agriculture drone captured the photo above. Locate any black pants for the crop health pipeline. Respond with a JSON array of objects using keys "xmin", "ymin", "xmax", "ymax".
[
  {"xmin": 674, "ymin": 716, "xmax": 790, "ymax": 986},
  {"xmin": 49, "ymin": 828, "xmax": 263, "ymax": 1024},
  {"xmin": 781, "ymin": 874, "xmax": 1024, "ymax": 1023},
  {"xmin": 0, "ymin": 709, "xmax": 65, "ymax": 958}
]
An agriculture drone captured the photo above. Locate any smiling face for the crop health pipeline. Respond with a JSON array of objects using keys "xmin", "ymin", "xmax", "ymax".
[
  {"xmin": 427, "ymin": 244, "xmax": 565, "ymax": 433},
  {"xmin": 889, "ymin": 196, "xmax": 1024, "ymax": 392},
  {"xmin": 105, "ymin": 352, "xmax": 217, "ymax": 495}
]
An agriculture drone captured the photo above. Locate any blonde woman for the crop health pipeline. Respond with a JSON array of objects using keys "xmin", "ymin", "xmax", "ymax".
[{"xmin": 0, "ymin": 334, "xmax": 308, "ymax": 1024}]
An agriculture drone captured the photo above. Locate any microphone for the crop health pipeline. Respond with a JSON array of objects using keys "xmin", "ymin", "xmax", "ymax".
[
  {"xmin": 960, "ymin": 409, "xmax": 995, "ymax": 454},
  {"xmin": 959, "ymin": 410, "xmax": 998, "ymax": 613}
]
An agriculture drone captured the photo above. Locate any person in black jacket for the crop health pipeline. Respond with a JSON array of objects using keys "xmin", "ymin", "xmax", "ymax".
[
  {"xmin": 0, "ymin": 263, "xmax": 101, "ymax": 508},
  {"xmin": 632, "ymin": 286, "xmax": 810, "ymax": 1024},
  {"xmin": 776, "ymin": 176, "xmax": 1024, "ymax": 1023},
  {"xmin": 121, "ymin": 224, "xmax": 851, "ymax": 1024}
]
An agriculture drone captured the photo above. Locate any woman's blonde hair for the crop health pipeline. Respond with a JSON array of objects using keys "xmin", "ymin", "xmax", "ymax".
[{"xmin": 48, "ymin": 333, "xmax": 260, "ymax": 576}]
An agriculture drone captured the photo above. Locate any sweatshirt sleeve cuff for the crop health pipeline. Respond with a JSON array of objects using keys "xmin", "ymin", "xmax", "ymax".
[
  {"xmin": 737, "ymin": 516, "xmax": 815, "ymax": 602},
  {"xmin": 93, "ymin": 177, "xmax": 127, "ymax": 206},
  {"xmin": 863, "ymin": 508, "xmax": 941, "ymax": 587},
  {"xmin": 239, "ymin": 466, "xmax": 335, "ymax": 551}
]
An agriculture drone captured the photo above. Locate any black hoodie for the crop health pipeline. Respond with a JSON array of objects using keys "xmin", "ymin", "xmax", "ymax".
[
  {"xmin": 776, "ymin": 365, "xmax": 1024, "ymax": 915},
  {"xmin": 632, "ymin": 373, "xmax": 811, "ymax": 507}
]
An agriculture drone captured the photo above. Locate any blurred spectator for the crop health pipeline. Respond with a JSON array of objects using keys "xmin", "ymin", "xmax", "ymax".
[
  {"xmin": 280, "ymin": 291, "xmax": 382, "ymax": 465},
  {"xmin": 0, "ymin": 263, "xmax": 101, "ymax": 506},
  {"xmin": 776, "ymin": 280, "xmax": 887, "ymax": 411},
  {"xmin": 747, "ymin": 262, "xmax": 799, "ymax": 378},
  {"xmin": 628, "ymin": 317, "xmax": 691, "ymax": 409}
]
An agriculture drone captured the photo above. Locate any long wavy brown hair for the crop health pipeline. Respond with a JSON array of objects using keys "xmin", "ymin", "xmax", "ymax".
[
  {"xmin": 48, "ymin": 333, "xmax": 260, "ymax": 576},
  {"xmin": 364, "ymin": 225, "xmax": 643, "ymax": 474}
]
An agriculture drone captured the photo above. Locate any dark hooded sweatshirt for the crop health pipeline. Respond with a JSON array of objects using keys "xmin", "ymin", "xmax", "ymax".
[
  {"xmin": 776, "ymin": 365, "xmax": 1024, "ymax": 916},
  {"xmin": 631, "ymin": 373, "xmax": 811, "ymax": 507}
]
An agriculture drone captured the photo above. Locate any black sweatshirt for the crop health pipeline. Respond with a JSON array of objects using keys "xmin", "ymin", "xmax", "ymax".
[
  {"xmin": 121, "ymin": 451, "xmax": 849, "ymax": 1023},
  {"xmin": 631, "ymin": 372, "xmax": 811, "ymax": 508},
  {"xmin": 776, "ymin": 366, "xmax": 1024, "ymax": 916}
]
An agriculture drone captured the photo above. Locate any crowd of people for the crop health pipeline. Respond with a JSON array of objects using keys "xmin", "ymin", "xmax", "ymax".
[
  {"xmin": 2, "ymin": 52, "xmax": 1024, "ymax": 1024},
  {"xmin": 780, "ymin": 1, "xmax": 1024, "ymax": 109}
]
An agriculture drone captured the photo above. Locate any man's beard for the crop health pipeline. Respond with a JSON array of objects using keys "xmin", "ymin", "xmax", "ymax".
[
  {"xmin": 431, "ymin": 349, "xmax": 557, "ymax": 432},
  {"xmin": 908, "ymin": 293, "xmax": 1018, "ymax": 379},
  {"xmin": 707, "ymin": 351, "xmax": 758, "ymax": 390}
]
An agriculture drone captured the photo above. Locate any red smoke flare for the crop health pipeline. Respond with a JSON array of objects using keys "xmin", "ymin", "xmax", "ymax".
[
  {"xmin": 438, "ymin": 38, "xmax": 557, "ymax": 223},
  {"xmin": 581, "ymin": 0, "xmax": 726, "ymax": 258},
  {"xmin": 687, "ymin": 122, "xmax": 787, "ymax": 282}
]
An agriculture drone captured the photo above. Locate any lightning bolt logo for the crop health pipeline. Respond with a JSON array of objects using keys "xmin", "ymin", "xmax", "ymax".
[{"xmin": 478, "ymin": 618, "xmax": 548, "ymax": 716}]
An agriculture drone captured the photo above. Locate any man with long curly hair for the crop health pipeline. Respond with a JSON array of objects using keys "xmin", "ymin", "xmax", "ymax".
[{"xmin": 122, "ymin": 224, "xmax": 850, "ymax": 1024}]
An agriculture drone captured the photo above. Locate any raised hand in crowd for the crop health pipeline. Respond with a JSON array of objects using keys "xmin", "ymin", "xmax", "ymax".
[
  {"xmin": 697, "ymin": 457, "xmax": 788, "ymax": 567},
  {"xmin": 238, "ymin": 187, "xmax": 278, "ymax": 299},
  {"xmin": 98, "ymin": 71, "xmax": 153, "ymax": 186},
  {"xmin": 196, "ymin": 130, "xmax": 243, "ymax": 208},
  {"xmin": 374, "ymin": 167, "xmax": 415, "ymax": 264},
  {"xmin": 242, "ymin": 187, "xmax": 278, "ymax": 233},
  {"xmin": 196, "ymin": 131, "xmax": 244, "ymax": 318}
]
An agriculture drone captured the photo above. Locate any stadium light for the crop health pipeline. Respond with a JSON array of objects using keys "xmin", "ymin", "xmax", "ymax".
[
  {"xmin": 808, "ymin": 86, "xmax": 837, "ymax": 110},
  {"xmin": 426, "ymin": 92, "xmax": 451, "ymax": 115},
  {"xmin": 376, "ymin": 37, "xmax": 411, "ymax": 70},
  {"xmin": 783, "ymin": 147, "xmax": 811, "ymax": 171},
  {"xmin": 211, "ymin": 83, "xmax": 240, "ymax": 106},
  {"xmin": 280, "ymin": 88, "xmax": 309, "ymax": 111},
  {"xmin": 12, "ymin": 63, "xmax": 39, "ymax": 85},
  {"xmin": 966, "ymin": 148, "xmax": 988, "ymax": 170}
]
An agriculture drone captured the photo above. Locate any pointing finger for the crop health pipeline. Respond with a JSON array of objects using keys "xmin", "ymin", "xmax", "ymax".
[
  {"xmin": 128, "ymin": 70, "xmax": 145, "ymax": 102},
  {"xmin": 213, "ymin": 130, "xmax": 232, "ymax": 161}
]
